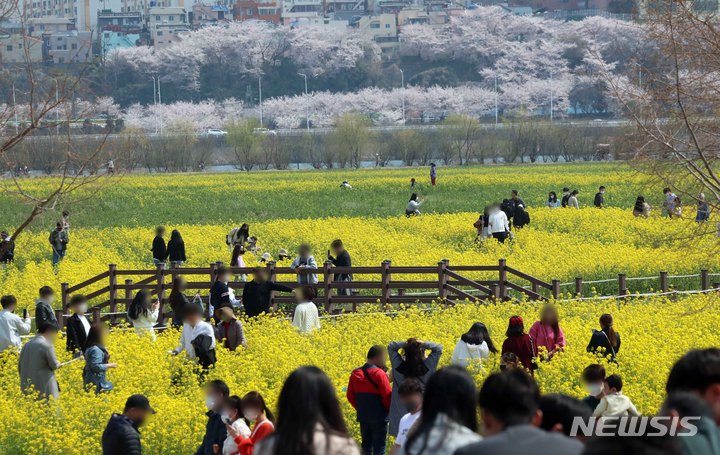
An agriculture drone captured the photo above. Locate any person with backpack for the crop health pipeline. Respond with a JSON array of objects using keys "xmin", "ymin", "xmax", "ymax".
[
  {"xmin": 594, "ymin": 186, "xmax": 606, "ymax": 208},
  {"xmin": 49, "ymin": 222, "xmax": 69, "ymax": 265},
  {"xmin": 561, "ymin": 187, "xmax": 571, "ymax": 208},
  {"xmin": 347, "ymin": 345, "xmax": 392, "ymax": 455},
  {"xmin": 587, "ymin": 313, "xmax": 621, "ymax": 361}
]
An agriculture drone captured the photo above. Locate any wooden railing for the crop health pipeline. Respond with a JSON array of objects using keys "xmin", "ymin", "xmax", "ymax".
[{"xmin": 56, "ymin": 258, "xmax": 559, "ymax": 328}]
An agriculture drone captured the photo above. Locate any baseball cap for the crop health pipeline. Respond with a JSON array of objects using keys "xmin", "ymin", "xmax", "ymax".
[{"xmin": 124, "ymin": 394, "xmax": 156, "ymax": 414}]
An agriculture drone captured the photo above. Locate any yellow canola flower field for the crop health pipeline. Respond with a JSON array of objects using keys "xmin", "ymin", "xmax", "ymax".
[
  {"xmin": 0, "ymin": 295, "xmax": 718, "ymax": 454},
  {"xmin": 1, "ymin": 207, "xmax": 716, "ymax": 307}
]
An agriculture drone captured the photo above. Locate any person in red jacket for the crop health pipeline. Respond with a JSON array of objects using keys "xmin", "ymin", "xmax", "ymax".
[
  {"xmin": 347, "ymin": 345, "xmax": 392, "ymax": 455},
  {"xmin": 227, "ymin": 391, "xmax": 275, "ymax": 455},
  {"xmin": 501, "ymin": 315, "xmax": 537, "ymax": 376}
]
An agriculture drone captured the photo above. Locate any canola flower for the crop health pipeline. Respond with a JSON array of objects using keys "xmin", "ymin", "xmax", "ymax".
[{"xmin": 0, "ymin": 295, "xmax": 718, "ymax": 453}]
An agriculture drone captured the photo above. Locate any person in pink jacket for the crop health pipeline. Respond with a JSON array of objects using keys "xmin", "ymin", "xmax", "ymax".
[{"xmin": 528, "ymin": 305, "xmax": 566, "ymax": 360}]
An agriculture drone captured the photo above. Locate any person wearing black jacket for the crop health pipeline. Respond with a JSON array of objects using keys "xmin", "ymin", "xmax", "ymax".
[
  {"xmin": 151, "ymin": 226, "xmax": 167, "ymax": 266},
  {"xmin": 196, "ymin": 380, "xmax": 229, "ymax": 455},
  {"xmin": 168, "ymin": 276, "xmax": 192, "ymax": 328},
  {"xmin": 66, "ymin": 295, "xmax": 90, "ymax": 354},
  {"xmin": 328, "ymin": 239, "xmax": 353, "ymax": 296},
  {"xmin": 587, "ymin": 313, "xmax": 621, "ymax": 361},
  {"xmin": 102, "ymin": 394, "xmax": 155, "ymax": 455},
  {"xmin": 167, "ymin": 229, "xmax": 186, "ymax": 268},
  {"xmin": 594, "ymin": 186, "xmax": 606, "ymax": 208},
  {"xmin": 242, "ymin": 267, "xmax": 293, "ymax": 317}
]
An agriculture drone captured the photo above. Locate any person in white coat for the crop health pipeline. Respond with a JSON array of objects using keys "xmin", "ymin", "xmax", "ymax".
[
  {"xmin": 451, "ymin": 322, "xmax": 497, "ymax": 368},
  {"xmin": 127, "ymin": 290, "xmax": 160, "ymax": 341},
  {"xmin": 0, "ymin": 295, "xmax": 31, "ymax": 352},
  {"xmin": 291, "ymin": 286, "xmax": 320, "ymax": 335},
  {"xmin": 487, "ymin": 204, "xmax": 510, "ymax": 243},
  {"xmin": 221, "ymin": 395, "xmax": 252, "ymax": 455},
  {"xmin": 171, "ymin": 304, "xmax": 216, "ymax": 361}
]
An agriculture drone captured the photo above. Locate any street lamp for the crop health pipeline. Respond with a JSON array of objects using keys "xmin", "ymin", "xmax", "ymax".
[
  {"xmin": 549, "ymin": 71, "xmax": 554, "ymax": 123},
  {"xmin": 494, "ymin": 75, "xmax": 498, "ymax": 126},
  {"xmin": 12, "ymin": 83, "xmax": 18, "ymax": 135},
  {"xmin": 258, "ymin": 76, "xmax": 263, "ymax": 128},
  {"xmin": 298, "ymin": 72, "xmax": 309, "ymax": 131},
  {"xmin": 50, "ymin": 78, "xmax": 60, "ymax": 135},
  {"xmin": 399, "ymin": 68, "xmax": 405, "ymax": 124}
]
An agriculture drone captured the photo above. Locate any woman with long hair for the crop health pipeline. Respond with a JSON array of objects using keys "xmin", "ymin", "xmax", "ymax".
[
  {"xmin": 231, "ymin": 244, "xmax": 248, "ymax": 282},
  {"xmin": 501, "ymin": 315, "xmax": 536, "ymax": 374},
  {"xmin": 405, "ymin": 193, "xmax": 422, "ymax": 217},
  {"xmin": 587, "ymin": 313, "xmax": 621, "ymax": 360},
  {"xmin": 401, "ymin": 366, "xmax": 481, "ymax": 455},
  {"xmin": 228, "ymin": 391, "xmax": 275, "ymax": 455},
  {"xmin": 451, "ymin": 322, "xmax": 497, "ymax": 368},
  {"xmin": 222, "ymin": 395, "xmax": 251, "ymax": 455},
  {"xmin": 168, "ymin": 276, "xmax": 191, "ymax": 328},
  {"xmin": 255, "ymin": 366, "xmax": 359, "ymax": 455},
  {"xmin": 82, "ymin": 323, "xmax": 117, "ymax": 394},
  {"xmin": 167, "ymin": 229, "xmax": 186, "ymax": 268},
  {"xmin": 528, "ymin": 305, "xmax": 566, "ymax": 360},
  {"xmin": 127, "ymin": 289, "xmax": 159, "ymax": 340},
  {"xmin": 388, "ymin": 338, "xmax": 443, "ymax": 436},
  {"xmin": 633, "ymin": 196, "xmax": 651, "ymax": 218},
  {"xmin": 546, "ymin": 191, "xmax": 560, "ymax": 208}
]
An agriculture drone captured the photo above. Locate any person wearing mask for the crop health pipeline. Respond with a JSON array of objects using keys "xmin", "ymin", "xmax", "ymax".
[
  {"xmin": 560, "ymin": 187, "xmax": 571, "ymax": 208},
  {"xmin": 66, "ymin": 294, "xmax": 91, "ymax": 354},
  {"xmin": 291, "ymin": 286, "xmax": 320, "ymax": 335},
  {"xmin": 664, "ymin": 187, "xmax": 678, "ymax": 217},
  {"xmin": 221, "ymin": 395, "xmax": 251, "ymax": 455},
  {"xmin": 167, "ymin": 229, "xmax": 186, "ymax": 268},
  {"xmin": 172, "ymin": 304, "xmax": 216, "ymax": 367},
  {"xmin": 127, "ymin": 289, "xmax": 160, "ymax": 340},
  {"xmin": 389, "ymin": 378, "xmax": 423, "ymax": 455},
  {"xmin": 546, "ymin": 192, "xmax": 560, "ymax": 208},
  {"xmin": 242, "ymin": 268, "xmax": 294, "ymax": 317},
  {"xmin": 567, "ymin": 190, "xmax": 579, "ymax": 209},
  {"xmin": 405, "ymin": 193, "xmax": 423, "ymax": 217},
  {"xmin": 666, "ymin": 348, "xmax": 720, "ymax": 426},
  {"xmin": 151, "ymin": 226, "xmax": 167, "ymax": 266},
  {"xmin": 451, "ymin": 322, "xmax": 497, "ymax": 368},
  {"xmin": 501, "ymin": 316, "xmax": 536, "ymax": 374},
  {"xmin": 231, "ymin": 245, "xmax": 248, "ymax": 283},
  {"xmin": 210, "ymin": 266, "xmax": 241, "ymax": 311},
  {"xmin": 401, "ymin": 366, "xmax": 481, "ymax": 455},
  {"xmin": 586, "ymin": 313, "xmax": 620, "ymax": 361},
  {"xmin": 35, "ymin": 286, "xmax": 57, "ymax": 331},
  {"xmin": 509, "ymin": 190, "xmax": 529, "ymax": 229},
  {"xmin": 290, "ymin": 244, "xmax": 319, "ymax": 285},
  {"xmin": 214, "ymin": 306, "xmax": 247, "ymax": 351},
  {"xmin": 538, "ymin": 394, "xmax": 591, "ymax": 439},
  {"xmin": 697, "ymin": 193, "xmax": 711, "ymax": 222},
  {"xmin": 328, "ymin": 239, "xmax": 352, "ymax": 296},
  {"xmin": 580, "ymin": 364, "xmax": 606, "ymax": 413},
  {"xmin": 19, "ymin": 322, "xmax": 61, "ymax": 400},
  {"xmin": 169, "ymin": 275, "xmax": 194, "ymax": 328},
  {"xmin": 49, "ymin": 221, "xmax": 69, "ymax": 265},
  {"xmin": 255, "ymin": 366, "xmax": 360, "ymax": 455},
  {"xmin": 499, "ymin": 353, "xmax": 519, "ymax": 371},
  {"xmin": 528, "ymin": 305, "xmax": 566, "ymax": 361},
  {"xmin": 430, "ymin": 163, "xmax": 437, "ymax": 187},
  {"xmin": 83, "ymin": 323, "xmax": 117, "ymax": 394},
  {"xmin": 0, "ymin": 230, "xmax": 15, "ymax": 263},
  {"xmin": 197, "ymin": 380, "xmax": 230, "ymax": 455},
  {"xmin": 661, "ymin": 392, "xmax": 720, "ymax": 455},
  {"xmin": 347, "ymin": 345, "xmax": 392, "ymax": 455},
  {"xmin": 388, "ymin": 338, "xmax": 443, "ymax": 436},
  {"xmin": 0, "ymin": 295, "xmax": 31, "ymax": 352},
  {"xmin": 102, "ymin": 394, "xmax": 156, "ymax": 455},
  {"xmin": 229, "ymin": 391, "xmax": 275, "ymax": 454},
  {"xmin": 592, "ymin": 374, "xmax": 640, "ymax": 417},
  {"xmin": 594, "ymin": 186, "xmax": 606, "ymax": 208},
  {"xmin": 487, "ymin": 204, "xmax": 510, "ymax": 244},
  {"xmin": 456, "ymin": 369, "xmax": 583, "ymax": 455},
  {"xmin": 633, "ymin": 196, "xmax": 651, "ymax": 218}
]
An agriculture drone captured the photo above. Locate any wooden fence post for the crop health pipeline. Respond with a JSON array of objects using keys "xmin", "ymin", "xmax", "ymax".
[
  {"xmin": 437, "ymin": 260, "xmax": 448, "ymax": 301},
  {"xmin": 55, "ymin": 309, "xmax": 65, "ymax": 328},
  {"xmin": 61, "ymin": 282, "xmax": 69, "ymax": 310},
  {"xmin": 618, "ymin": 273, "xmax": 627, "ymax": 297},
  {"xmin": 489, "ymin": 283, "xmax": 499, "ymax": 300},
  {"xmin": 498, "ymin": 258, "xmax": 507, "ymax": 300},
  {"xmin": 323, "ymin": 260, "xmax": 332, "ymax": 312},
  {"xmin": 381, "ymin": 260, "xmax": 391, "ymax": 305},
  {"xmin": 660, "ymin": 271, "xmax": 668, "ymax": 293},
  {"xmin": 92, "ymin": 307, "xmax": 101, "ymax": 324},
  {"xmin": 574, "ymin": 277, "xmax": 583, "ymax": 297},
  {"xmin": 268, "ymin": 261, "xmax": 278, "ymax": 311},
  {"xmin": 551, "ymin": 279, "xmax": 560, "ymax": 300},
  {"xmin": 156, "ymin": 263, "xmax": 166, "ymax": 324},
  {"xmin": 108, "ymin": 264, "xmax": 117, "ymax": 314},
  {"xmin": 701, "ymin": 269, "xmax": 709, "ymax": 291},
  {"xmin": 120, "ymin": 279, "xmax": 133, "ymax": 325}
]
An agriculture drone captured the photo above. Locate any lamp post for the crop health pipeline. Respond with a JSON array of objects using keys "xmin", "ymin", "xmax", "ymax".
[
  {"xmin": 298, "ymin": 72, "xmax": 309, "ymax": 131},
  {"xmin": 51, "ymin": 78, "xmax": 60, "ymax": 135},
  {"xmin": 549, "ymin": 71, "xmax": 554, "ymax": 123},
  {"xmin": 258, "ymin": 76, "xmax": 263, "ymax": 128},
  {"xmin": 399, "ymin": 68, "xmax": 405, "ymax": 124},
  {"xmin": 494, "ymin": 75, "xmax": 498, "ymax": 126},
  {"xmin": 12, "ymin": 83, "xmax": 18, "ymax": 135}
]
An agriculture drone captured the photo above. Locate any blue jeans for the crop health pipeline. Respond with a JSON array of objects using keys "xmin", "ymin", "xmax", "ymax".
[
  {"xmin": 52, "ymin": 249, "xmax": 66, "ymax": 265},
  {"xmin": 360, "ymin": 421, "xmax": 387, "ymax": 455}
]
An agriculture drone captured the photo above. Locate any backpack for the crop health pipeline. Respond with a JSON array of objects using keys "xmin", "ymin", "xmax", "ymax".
[{"xmin": 226, "ymin": 228, "xmax": 240, "ymax": 246}]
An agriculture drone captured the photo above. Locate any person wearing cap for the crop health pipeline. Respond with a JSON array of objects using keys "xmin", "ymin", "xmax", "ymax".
[
  {"xmin": 66, "ymin": 294, "xmax": 91, "ymax": 354},
  {"xmin": 0, "ymin": 230, "xmax": 15, "ymax": 263},
  {"xmin": 210, "ymin": 266, "xmax": 240, "ymax": 312},
  {"xmin": 102, "ymin": 394, "xmax": 156, "ymax": 455},
  {"xmin": 214, "ymin": 306, "xmax": 247, "ymax": 351},
  {"xmin": 172, "ymin": 303, "xmax": 216, "ymax": 365},
  {"xmin": 290, "ymin": 244, "xmax": 318, "ymax": 285},
  {"xmin": 19, "ymin": 322, "xmax": 61, "ymax": 400},
  {"xmin": 0, "ymin": 295, "xmax": 31, "ymax": 352},
  {"xmin": 242, "ymin": 267, "xmax": 294, "ymax": 318}
]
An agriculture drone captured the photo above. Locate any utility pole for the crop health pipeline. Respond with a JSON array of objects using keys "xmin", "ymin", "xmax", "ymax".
[
  {"xmin": 494, "ymin": 75, "xmax": 498, "ymax": 126},
  {"xmin": 259, "ymin": 76, "xmax": 263, "ymax": 128},
  {"xmin": 298, "ymin": 73, "xmax": 309, "ymax": 131},
  {"xmin": 399, "ymin": 68, "xmax": 405, "ymax": 124}
]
